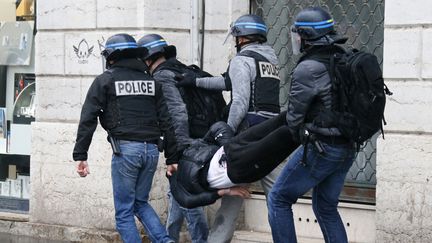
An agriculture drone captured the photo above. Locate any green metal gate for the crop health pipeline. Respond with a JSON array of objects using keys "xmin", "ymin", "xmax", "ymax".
[{"xmin": 251, "ymin": 0, "xmax": 385, "ymax": 204}]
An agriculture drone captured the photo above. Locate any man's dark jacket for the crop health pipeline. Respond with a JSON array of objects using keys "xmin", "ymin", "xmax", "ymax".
[{"xmin": 73, "ymin": 58, "xmax": 180, "ymax": 164}]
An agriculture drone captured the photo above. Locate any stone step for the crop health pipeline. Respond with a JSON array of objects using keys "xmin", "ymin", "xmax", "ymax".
[
  {"xmin": 243, "ymin": 195, "xmax": 376, "ymax": 243},
  {"xmin": 232, "ymin": 230, "xmax": 323, "ymax": 243}
]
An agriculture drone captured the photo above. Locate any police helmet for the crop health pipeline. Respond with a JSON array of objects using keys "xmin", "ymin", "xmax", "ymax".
[
  {"xmin": 229, "ymin": 14, "xmax": 267, "ymax": 41},
  {"xmin": 292, "ymin": 7, "xmax": 335, "ymax": 41},
  {"xmin": 101, "ymin": 33, "xmax": 147, "ymax": 62},
  {"xmin": 137, "ymin": 34, "xmax": 177, "ymax": 60},
  {"xmin": 290, "ymin": 7, "xmax": 347, "ymax": 54}
]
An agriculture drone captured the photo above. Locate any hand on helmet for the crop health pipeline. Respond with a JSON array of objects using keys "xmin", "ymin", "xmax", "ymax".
[{"xmin": 175, "ymin": 72, "xmax": 197, "ymax": 88}]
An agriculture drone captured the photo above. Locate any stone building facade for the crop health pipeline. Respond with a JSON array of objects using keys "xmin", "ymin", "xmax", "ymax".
[
  {"xmin": 17, "ymin": 0, "xmax": 432, "ymax": 242},
  {"xmin": 377, "ymin": 0, "xmax": 432, "ymax": 242}
]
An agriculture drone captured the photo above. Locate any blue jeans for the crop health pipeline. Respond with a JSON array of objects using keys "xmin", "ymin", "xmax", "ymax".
[
  {"xmin": 111, "ymin": 141, "xmax": 172, "ymax": 243},
  {"xmin": 268, "ymin": 142, "xmax": 356, "ymax": 243},
  {"xmin": 166, "ymin": 191, "xmax": 208, "ymax": 243}
]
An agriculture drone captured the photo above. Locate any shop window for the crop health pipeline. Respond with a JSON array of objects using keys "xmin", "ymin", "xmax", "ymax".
[{"xmin": 0, "ymin": 0, "xmax": 35, "ymax": 213}]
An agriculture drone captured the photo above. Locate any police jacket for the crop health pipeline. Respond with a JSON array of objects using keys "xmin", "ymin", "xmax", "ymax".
[
  {"xmin": 73, "ymin": 58, "xmax": 179, "ymax": 164},
  {"xmin": 286, "ymin": 45, "xmax": 346, "ymax": 141},
  {"xmin": 195, "ymin": 44, "xmax": 280, "ymax": 132}
]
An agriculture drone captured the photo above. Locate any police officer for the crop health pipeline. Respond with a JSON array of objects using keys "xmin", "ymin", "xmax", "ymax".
[
  {"xmin": 177, "ymin": 14, "xmax": 283, "ymax": 243},
  {"xmin": 267, "ymin": 7, "xmax": 356, "ymax": 243},
  {"xmin": 72, "ymin": 33, "xmax": 178, "ymax": 243},
  {"xmin": 137, "ymin": 34, "xmax": 213, "ymax": 243}
]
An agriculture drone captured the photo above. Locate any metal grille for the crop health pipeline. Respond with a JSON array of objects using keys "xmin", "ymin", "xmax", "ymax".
[{"xmin": 251, "ymin": 0, "xmax": 384, "ymax": 203}]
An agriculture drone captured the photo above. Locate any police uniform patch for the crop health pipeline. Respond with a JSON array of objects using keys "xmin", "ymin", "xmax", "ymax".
[
  {"xmin": 258, "ymin": 61, "xmax": 280, "ymax": 80},
  {"xmin": 115, "ymin": 80, "xmax": 155, "ymax": 96}
]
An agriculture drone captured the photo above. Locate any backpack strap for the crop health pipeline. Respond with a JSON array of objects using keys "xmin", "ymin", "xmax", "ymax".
[{"xmin": 298, "ymin": 46, "xmax": 345, "ymax": 113}]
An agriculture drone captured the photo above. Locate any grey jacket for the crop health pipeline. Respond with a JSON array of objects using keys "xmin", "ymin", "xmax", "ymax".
[
  {"xmin": 153, "ymin": 65, "xmax": 192, "ymax": 146},
  {"xmin": 196, "ymin": 44, "xmax": 279, "ymax": 132},
  {"xmin": 286, "ymin": 47, "xmax": 342, "ymax": 141}
]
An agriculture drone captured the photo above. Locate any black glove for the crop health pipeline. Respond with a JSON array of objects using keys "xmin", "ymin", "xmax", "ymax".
[
  {"xmin": 203, "ymin": 121, "xmax": 234, "ymax": 146},
  {"xmin": 175, "ymin": 72, "xmax": 197, "ymax": 88}
]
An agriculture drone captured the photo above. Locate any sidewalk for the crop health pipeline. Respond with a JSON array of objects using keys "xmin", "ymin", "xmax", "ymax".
[
  {"xmin": 0, "ymin": 212, "xmax": 123, "ymax": 243},
  {"xmin": 0, "ymin": 232, "xmax": 66, "ymax": 243}
]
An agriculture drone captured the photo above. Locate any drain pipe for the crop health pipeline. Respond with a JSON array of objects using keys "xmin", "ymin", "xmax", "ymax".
[
  {"xmin": 190, "ymin": 0, "xmax": 200, "ymax": 66},
  {"xmin": 200, "ymin": 0, "xmax": 205, "ymax": 69}
]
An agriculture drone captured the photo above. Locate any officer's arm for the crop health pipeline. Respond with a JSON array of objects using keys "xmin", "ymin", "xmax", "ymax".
[
  {"xmin": 196, "ymin": 76, "xmax": 226, "ymax": 90},
  {"xmin": 155, "ymin": 82, "xmax": 181, "ymax": 164},
  {"xmin": 226, "ymin": 56, "xmax": 252, "ymax": 132},
  {"xmin": 73, "ymin": 76, "xmax": 107, "ymax": 161},
  {"xmin": 286, "ymin": 61, "xmax": 319, "ymax": 141},
  {"xmin": 154, "ymin": 71, "xmax": 192, "ymax": 145}
]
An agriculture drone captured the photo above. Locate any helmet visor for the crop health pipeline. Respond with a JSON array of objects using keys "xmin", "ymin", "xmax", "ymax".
[
  {"xmin": 223, "ymin": 22, "xmax": 234, "ymax": 45},
  {"xmin": 290, "ymin": 27, "xmax": 302, "ymax": 55}
]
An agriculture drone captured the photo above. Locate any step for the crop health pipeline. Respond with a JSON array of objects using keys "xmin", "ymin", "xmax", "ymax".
[
  {"xmin": 243, "ymin": 195, "xmax": 376, "ymax": 243},
  {"xmin": 232, "ymin": 230, "xmax": 323, "ymax": 243}
]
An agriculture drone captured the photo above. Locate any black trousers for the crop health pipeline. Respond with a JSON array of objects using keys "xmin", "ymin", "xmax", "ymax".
[{"xmin": 225, "ymin": 111, "xmax": 300, "ymax": 183}]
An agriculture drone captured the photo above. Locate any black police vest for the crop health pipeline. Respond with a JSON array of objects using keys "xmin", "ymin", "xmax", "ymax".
[
  {"xmin": 224, "ymin": 50, "xmax": 280, "ymax": 113},
  {"xmin": 100, "ymin": 67, "xmax": 159, "ymax": 134}
]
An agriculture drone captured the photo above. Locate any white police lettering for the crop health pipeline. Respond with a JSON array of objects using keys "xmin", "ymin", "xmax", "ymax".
[
  {"xmin": 115, "ymin": 80, "xmax": 155, "ymax": 96},
  {"xmin": 258, "ymin": 61, "xmax": 280, "ymax": 80}
]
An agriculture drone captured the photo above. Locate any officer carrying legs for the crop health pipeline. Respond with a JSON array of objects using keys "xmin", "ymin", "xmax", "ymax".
[{"xmin": 267, "ymin": 7, "xmax": 356, "ymax": 243}]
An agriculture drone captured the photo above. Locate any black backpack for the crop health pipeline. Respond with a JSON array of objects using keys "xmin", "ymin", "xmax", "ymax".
[
  {"xmin": 303, "ymin": 47, "xmax": 392, "ymax": 144},
  {"xmin": 159, "ymin": 60, "xmax": 227, "ymax": 138}
]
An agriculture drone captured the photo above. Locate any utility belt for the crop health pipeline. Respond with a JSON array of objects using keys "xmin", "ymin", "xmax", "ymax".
[
  {"xmin": 107, "ymin": 132, "xmax": 163, "ymax": 155},
  {"xmin": 299, "ymin": 128, "xmax": 351, "ymax": 166},
  {"xmin": 314, "ymin": 134, "xmax": 350, "ymax": 145}
]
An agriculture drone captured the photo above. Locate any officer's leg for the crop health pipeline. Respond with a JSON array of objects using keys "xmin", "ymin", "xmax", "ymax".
[
  {"xmin": 311, "ymin": 146, "xmax": 355, "ymax": 243},
  {"xmin": 208, "ymin": 196, "xmax": 244, "ymax": 243},
  {"xmin": 183, "ymin": 205, "xmax": 209, "ymax": 243},
  {"xmin": 267, "ymin": 146, "xmax": 322, "ymax": 243},
  {"xmin": 111, "ymin": 151, "xmax": 142, "ymax": 242},
  {"xmin": 134, "ymin": 143, "xmax": 172, "ymax": 243},
  {"xmin": 166, "ymin": 191, "xmax": 185, "ymax": 243}
]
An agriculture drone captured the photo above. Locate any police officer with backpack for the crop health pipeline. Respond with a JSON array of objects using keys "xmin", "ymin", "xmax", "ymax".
[
  {"xmin": 177, "ymin": 14, "xmax": 284, "ymax": 243},
  {"xmin": 72, "ymin": 33, "xmax": 178, "ymax": 243},
  {"xmin": 267, "ymin": 7, "xmax": 357, "ymax": 243},
  {"xmin": 137, "ymin": 34, "xmax": 226, "ymax": 243}
]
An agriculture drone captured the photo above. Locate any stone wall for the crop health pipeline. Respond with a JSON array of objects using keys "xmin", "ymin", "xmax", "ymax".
[
  {"xmin": 377, "ymin": 0, "xmax": 432, "ymax": 242},
  {"xmin": 31, "ymin": 0, "xmax": 248, "ymax": 230}
]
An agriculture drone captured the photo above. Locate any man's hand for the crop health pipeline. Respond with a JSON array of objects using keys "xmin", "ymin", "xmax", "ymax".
[
  {"xmin": 76, "ymin": 161, "xmax": 90, "ymax": 177},
  {"xmin": 218, "ymin": 186, "xmax": 251, "ymax": 198},
  {"xmin": 166, "ymin": 164, "xmax": 178, "ymax": 177}
]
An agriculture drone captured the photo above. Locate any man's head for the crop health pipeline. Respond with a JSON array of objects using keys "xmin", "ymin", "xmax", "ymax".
[
  {"xmin": 137, "ymin": 34, "xmax": 177, "ymax": 72},
  {"xmin": 226, "ymin": 14, "xmax": 268, "ymax": 52},
  {"xmin": 290, "ymin": 6, "xmax": 347, "ymax": 55},
  {"xmin": 101, "ymin": 33, "xmax": 147, "ymax": 68}
]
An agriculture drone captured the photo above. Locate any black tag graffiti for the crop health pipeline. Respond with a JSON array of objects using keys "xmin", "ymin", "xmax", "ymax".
[{"xmin": 73, "ymin": 39, "xmax": 94, "ymax": 64}]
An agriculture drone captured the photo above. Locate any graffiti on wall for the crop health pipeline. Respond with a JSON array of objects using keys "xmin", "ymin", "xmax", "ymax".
[{"xmin": 73, "ymin": 39, "xmax": 94, "ymax": 64}]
